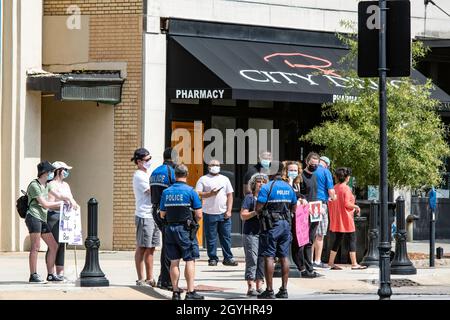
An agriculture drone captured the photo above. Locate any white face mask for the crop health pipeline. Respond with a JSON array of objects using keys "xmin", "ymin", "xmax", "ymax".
[
  {"xmin": 143, "ymin": 160, "xmax": 152, "ymax": 170},
  {"xmin": 209, "ymin": 166, "xmax": 220, "ymax": 174}
]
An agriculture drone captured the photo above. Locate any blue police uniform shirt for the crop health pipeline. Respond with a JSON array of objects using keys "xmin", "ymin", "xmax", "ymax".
[
  {"xmin": 160, "ymin": 181, "xmax": 202, "ymax": 223},
  {"xmin": 257, "ymin": 178, "xmax": 297, "ymax": 213},
  {"xmin": 150, "ymin": 162, "xmax": 176, "ymax": 205},
  {"xmin": 314, "ymin": 165, "xmax": 334, "ymax": 202}
]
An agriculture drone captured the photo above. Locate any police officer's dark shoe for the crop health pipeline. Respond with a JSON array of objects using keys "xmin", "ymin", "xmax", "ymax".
[
  {"xmin": 223, "ymin": 259, "xmax": 238, "ymax": 266},
  {"xmin": 159, "ymin": 282, "xmax": 173, "ymax": 291},
  {"xmin": 185, "ymin": 291, "xmax": 205, "ymax": 300},
  {"xmin": 275, "ymin": 287, "xmax": 288, "ymax": 299},
  {"xmin": 257, "ymin": 289, "xmax": 275, "ymax": 299},
  {"xmin": 172, "ymin": 291, "xmax": 181, "ymax": 300}
]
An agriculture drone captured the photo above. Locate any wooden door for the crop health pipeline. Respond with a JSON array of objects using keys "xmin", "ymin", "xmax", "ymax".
[{"xmin": 171, "ymin": 121, "xmax": 204, "ymax": 245}]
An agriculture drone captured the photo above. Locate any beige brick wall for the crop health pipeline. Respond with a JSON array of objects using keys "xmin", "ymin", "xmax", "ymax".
[{"xmin": 44, "ymin": 0, "xmax": 143, "ymax": 250}]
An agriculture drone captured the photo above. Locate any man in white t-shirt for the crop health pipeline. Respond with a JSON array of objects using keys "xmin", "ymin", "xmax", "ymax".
[
  {"xmin": 195, "ymin": 159, "xmax": 238, "ymax": 266},
  {"xmin": 131, "ymin": 148, "xmax": 160, "ymax": 287}
]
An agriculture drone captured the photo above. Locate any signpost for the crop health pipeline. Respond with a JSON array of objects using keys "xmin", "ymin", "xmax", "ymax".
[{"xmin": 358, "ymin": 0, "xmax": 411, "ymax": 300}]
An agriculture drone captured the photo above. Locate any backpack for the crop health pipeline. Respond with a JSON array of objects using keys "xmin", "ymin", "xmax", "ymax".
[{"xmin": 16, "ymin": 180, "xmax": 36, "ymax": 219}]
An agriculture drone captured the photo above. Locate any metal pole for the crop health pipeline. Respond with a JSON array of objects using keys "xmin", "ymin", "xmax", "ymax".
[
  {"xmin": 361, "ymin": 201, "xmax": 379, "ymax": 267},
  {"xmin": 430, "ymin": 209, "xmax": 436, "ymax": 267},
  {"xmin": 377, "ymin": 0, "xmax": 392, "ymax": 300}
]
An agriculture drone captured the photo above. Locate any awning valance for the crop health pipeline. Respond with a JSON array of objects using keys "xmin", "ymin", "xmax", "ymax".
[{"xmin": 168, "ymin": 35, "xmax": 450, "ymax": 105}]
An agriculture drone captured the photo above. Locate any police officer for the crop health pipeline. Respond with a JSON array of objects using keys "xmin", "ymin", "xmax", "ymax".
[
  {"xmin": 150, "ymin": 147, "xmax": 177, "ymax": 290},
  {"xmin": 160, "ymin": 164, "xmax": 205, "ymax": 300},
  {"xmin": 256, "ymin": 161, "xmax": 297, "ymax": 299}
]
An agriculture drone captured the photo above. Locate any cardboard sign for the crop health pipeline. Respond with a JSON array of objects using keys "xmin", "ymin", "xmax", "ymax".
[
  {"xmin": 59, "ymin": 203, "xmax": 83, "ymax": 246},
  {"xmin": 295, "ymin": 204, "xmax": 310, "ymax": 247},
  {"xmin": 309, "ymin": 201, "xmax": 322, "ymax": 223}
]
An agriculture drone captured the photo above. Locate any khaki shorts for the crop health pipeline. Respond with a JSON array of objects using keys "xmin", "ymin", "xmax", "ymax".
[
  {"xmin": 315, "ymin": 203, "xmax": 329, "ymax": 237},
  {"xmin": 135, "ymin": 216, "xmax": 160, "ymax": 248}
]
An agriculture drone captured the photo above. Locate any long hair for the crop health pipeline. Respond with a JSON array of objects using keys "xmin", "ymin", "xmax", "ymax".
[{"xmin": 281, "ymin": 160, "xmax": 303, "ymax": 185}]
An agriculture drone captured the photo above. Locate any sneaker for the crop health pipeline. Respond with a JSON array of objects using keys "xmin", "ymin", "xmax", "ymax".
[
  {"xmin": 275, "ymin": 287, "xmax": 288, "ymax": 299},
  {"xmin": 185, "ymin": 290, "xmax": 205, "ymax": 300},
  {"xmin": 145, "ymin": 279, "xmax": 157, "ymax": 287},
  {"xmin": 313, "ymin": 262, "xmax": 330, "ymax": 269},
  {"xmin": 223, "ymin": 259, "xmax": 238, "ymax": 266},
  {"xmin": 172, "ymin": 291, "xmax": 181, "ymax": 300},
  {"xmin": 29, "ymin": 273, "xmax": 47, "ymax": 284},
  {"xmin": 47, "ymin": 274, "xmax": 64, "ymax": 282},
  {"xmin": 301, "ymin": 271, "xmax": 323, "ymax": 278},
  {"xmin": 208, "ymin": 260, "xmax": 218, "ymax": 266},
  {"xmin": 246, "ymin": 288, "xmax": 258, "ymax": 296},
  {"xmin": 257, "ymin": 289, "xmax": 275, "ymax": 299},
  {"xmin": 136, "ymin": 279, "xmax": 147, "ymax": 286},
  {"xmin": 158, "ymin": 282, "xmax": 173, "ymax": 291}
]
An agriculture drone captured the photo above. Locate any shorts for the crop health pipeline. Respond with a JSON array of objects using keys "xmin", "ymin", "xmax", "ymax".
[
  {"xmin": 164, "ymin": 224, "xmax": 200, "ymax": 261},
  {"xmin": 258, "ymin": 220, "xmax": 292, "ymax": 258},
  {"xmin": 135, "ymin": 216, "xmax": 160, "ymax": 248},
  {"xmin": 315, "ymin": 203, "xmax": 329, "ymax": 237},
  {"xmin": 25, "ymin": 214, "xmax": 51, "ymax": 234}
]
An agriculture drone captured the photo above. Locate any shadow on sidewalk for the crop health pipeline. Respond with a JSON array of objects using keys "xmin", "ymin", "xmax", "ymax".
[{"xmin": 114, "ymin": 284, "xmax": 168, "ymax": 299}]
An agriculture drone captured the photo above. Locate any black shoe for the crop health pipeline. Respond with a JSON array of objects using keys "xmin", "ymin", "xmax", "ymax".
[
  {"xmin": 257, "ymin": 289, "xmax": 275, "ymax": 299},
  {"xmin": 172, "ymin": 291, "xmax": 181, "ymax": 300},
  {"xmin": 223, "ymin": 259, "xmax": 238, "ymax": 266},
  {"xmin": 275, "ymin": 287, "xmax": 288, "ymax": 298},
  {"xmin": 47, "ymin": 274, "xmax": 64, "ymax": 282},
  {"xmin": 208, "ymin": 260, "xmax": 218, "ymax": 266},
  {"xmin": 185, "ymin": 290, "xmax": 205, "ymax": 300},
  {"xmin": 301, "ymin": 271, "xmax": 323, "ymax": 278},
  {"xmin": 29, "ymin": 273, "xmax": 47, "ymax": 284},
  {"xmin": 159, "ymin": 282, "xmax": 173, "ymax": 291}
]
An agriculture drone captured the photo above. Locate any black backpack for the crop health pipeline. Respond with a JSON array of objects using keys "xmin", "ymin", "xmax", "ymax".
[{"xmin": 16, "ymin": 180, "xmax": 36, "ymax": 219}]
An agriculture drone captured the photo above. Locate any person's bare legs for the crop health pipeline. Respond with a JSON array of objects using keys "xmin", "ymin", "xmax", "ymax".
[
  {"xmin": 185, "ymin": 260, "xmax": 195, "ymax": 292},
  {"xmin": 328, "ymin": 250, "xmax": 338, "ymax": 267},
  {"xmin": 314, "ymin": 235, "xmax": 325, "ymax": 263},
  {"xmin": 280, "ymin": 257, "xmax": 289, "ymax": 289},
  {"xmin": 135, "ymin": 247, "xmax": 146, "ymax": 280},
  {"xmin": 247, "ymin": 280, "xmax": 255, "ymax": 290},
  {"xmin": 350, "ymin": 252, "xmax": 358, "ymax": 267},
  {"xmin": 144, "ymin": 247, "xmax": 155, "ymax": 281},
  {"xmin": 256, "ymin": 279, "xmax": 264, "ymax": 291},
  {"xmin": 263, "ymin": 257, "xmax": 274, "ymax": 291},
  {"xmin": 29, "ymin": 233, "xmax": 41, "ymax": 274},
  {"xmin": 170, "ymin": 260, "xmax": 181, "ymax": 292},
  {"xmin": 41, "ymin": 233, "xmax": 58, "ymax": 274}
]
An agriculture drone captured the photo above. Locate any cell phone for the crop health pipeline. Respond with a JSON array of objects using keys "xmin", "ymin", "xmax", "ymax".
[{"xmin": 214, "ymin": 186, "xmax": 224, "ymax": 192}]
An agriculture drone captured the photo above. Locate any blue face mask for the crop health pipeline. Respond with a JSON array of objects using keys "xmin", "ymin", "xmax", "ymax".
[
  {"xmin": 47, "ymin": 172, "xmax": 55, "ymax": 181},
  {"xmin": 288, "ymin": 171, "xmax": 298, "ymax": 179},
  {"xmin": 63, "ymin": 170, "xmax": 70, "ymax": 179},
  {"xmin": 261, "ymin": 159, "xmax": 271, "ymax": 169}
]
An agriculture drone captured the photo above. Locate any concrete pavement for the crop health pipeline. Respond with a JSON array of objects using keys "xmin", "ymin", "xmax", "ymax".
[{"xmin": 1, "ymin": 240, "xmax": 450, "ymax": 300}]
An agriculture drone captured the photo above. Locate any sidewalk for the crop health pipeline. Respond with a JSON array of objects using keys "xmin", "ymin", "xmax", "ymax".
[{"xmin": 1, "ymin": 240, "xmax": 449, "ymax": 300}]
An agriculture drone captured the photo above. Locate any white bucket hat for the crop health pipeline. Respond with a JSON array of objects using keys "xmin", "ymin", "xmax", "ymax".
[{"xmin": 52, "ymin": 161, "xmax": 73, "ymax": 170}]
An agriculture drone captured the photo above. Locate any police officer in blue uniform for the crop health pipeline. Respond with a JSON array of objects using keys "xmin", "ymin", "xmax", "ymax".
[
  {"xmin": 150, "ymin": 147, "xmax": 176, "ymax": 290},
  {"xmin": 256, "ymin": 162, "xmax": 297, "ymax": 299},
  {"xmin": 160, "ymin": 164, "xmax": 205, "ymax": 300}
]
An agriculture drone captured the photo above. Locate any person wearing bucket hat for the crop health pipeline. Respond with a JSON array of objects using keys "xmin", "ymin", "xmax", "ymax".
[
  {"xmin": 47, "ymin": 161, "xmax": 79, "ymax": 281},
  {"xmin": 25, "ymin": 161, "xmax": 66, "ymax": 283}
]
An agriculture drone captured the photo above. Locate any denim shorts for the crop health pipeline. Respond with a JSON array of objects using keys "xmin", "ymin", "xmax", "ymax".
[
  {"xmin": 25, "ymin": 214, "xmax": 51, "ymax": 234},
  {"xmin": 258, "ymin": 220, "xmax": 292, "ymax": 258},
  {"xmin": 164, "ymin": 224, "xmax": 199, "ymax": 261}
]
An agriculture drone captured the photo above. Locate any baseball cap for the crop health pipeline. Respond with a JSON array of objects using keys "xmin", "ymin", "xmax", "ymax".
[
  {"xmin": 52, "ymin": 161, "xmax": 73, "ymax": 170},
  {"xmin": 37, "ymin": 161, "xmax": 56, "ymax": 176},
  {"xmin": 131, "ymin": 148, "xmax": 151, "ymax": 162},
  {"xmin": 320, "ymin": 156, "xmax": 331, "ymax": 167}
]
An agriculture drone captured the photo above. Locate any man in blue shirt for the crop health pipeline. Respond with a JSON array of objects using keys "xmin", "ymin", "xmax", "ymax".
[
  {"xmin": 150, "ymin": 147, "xmax": 176, "ymax": 290},
  {"xmin": 312, "ymin": 155, "xmax": 336, "ymax": 269},
  {"xmin": 160, "ymin": 164, "xmax": 204, "ymax": 300},
  {"xmin": 256, "ymin": 162, "xmax": 297, "ymax": 299}
]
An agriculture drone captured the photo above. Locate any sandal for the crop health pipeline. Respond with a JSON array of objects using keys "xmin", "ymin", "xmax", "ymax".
[
  {"xmin": 351, "ymin": 265, "xmax": 368, "ymax": 270},
  {"xmin": 330, "ymin": 265, "xmax": 343, "ymax": 270}
]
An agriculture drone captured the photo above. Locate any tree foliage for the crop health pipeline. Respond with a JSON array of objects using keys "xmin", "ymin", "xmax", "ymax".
[{"xmin": 302, "ymin": 26, "xmax": 450, "ymax": 189}]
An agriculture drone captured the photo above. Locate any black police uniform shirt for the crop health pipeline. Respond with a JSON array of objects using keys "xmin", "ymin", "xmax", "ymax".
[
  {"xmin": 257, "ymin": 178, "xmax": 297, "ymax": 214},
  {"xmin": 160, "ymin": 181, "xmax": 202, "ymax": 223},
  {"xmin": 150, "ymin": 161, "xmax": 176, "ymax": 205}
]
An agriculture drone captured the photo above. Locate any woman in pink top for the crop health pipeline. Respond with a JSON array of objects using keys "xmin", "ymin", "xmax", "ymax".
[{"xmin": 327, "ymin": 167, "xmax": 367, "ymax": 270}]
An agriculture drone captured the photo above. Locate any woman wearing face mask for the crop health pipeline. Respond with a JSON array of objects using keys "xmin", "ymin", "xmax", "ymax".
[
  {"xmin": 47, "ymin": 161, "xmax": 79, "ymax": 280},
  {"xmin": 25, "ymin": 161, "xmax": 66, "ymax": 283},
  {"xmin": 281, "ymin": 161, "xmax": 302, "ymax": 196},
  {"xmin": 240, "ymin": 173, "xmax": 268, "ymax": 296}
]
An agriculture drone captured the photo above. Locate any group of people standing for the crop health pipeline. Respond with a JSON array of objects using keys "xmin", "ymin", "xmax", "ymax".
[{"xmin": 24, "ymin": 160, "xmax": 78, "ymax": 283}]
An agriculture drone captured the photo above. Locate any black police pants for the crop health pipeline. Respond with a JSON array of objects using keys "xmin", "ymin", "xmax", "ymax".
[{"xmin": 158, "ymin": 227, "xmax": 171, "ymax": 285}]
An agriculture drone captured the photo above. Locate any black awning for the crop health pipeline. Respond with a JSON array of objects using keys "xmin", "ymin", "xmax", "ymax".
[
  {"xmin": 168, "ymin": 35, "xmax": 450, "ymax": 104},
  {"xmin": 27, "ymin": 71, "xmax": 125, "ymax": 105}
]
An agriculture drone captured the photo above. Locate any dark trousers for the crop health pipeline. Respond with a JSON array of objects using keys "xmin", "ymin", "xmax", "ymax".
[
  {"xmin": 292, "ymin": 221, "xmax": 319, "ymax": 273},
  {"xmin": 152, "ymin": 206, "xmax": 171, "ymax": 285},
  {"xmin": 45, "ymin": 211, "xmax": 65, "ymax": 267}
]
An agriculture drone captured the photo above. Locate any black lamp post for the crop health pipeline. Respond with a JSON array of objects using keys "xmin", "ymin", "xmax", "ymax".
[
  {"xmin": 391, "ymin": 196, "xmax": 416, "ymax": 275},
  {"xmin": 361, "ymin": 201, "xmax": 379, "ymax": 267},
  {"xmin": 80, "ymin": 198, "xmax": 109, "ymax": 287}
]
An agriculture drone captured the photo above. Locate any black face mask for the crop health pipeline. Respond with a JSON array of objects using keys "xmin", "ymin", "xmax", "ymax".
[{"xmin": 308, "ymin": 164, "xmax": 318, "ymax": 172}]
